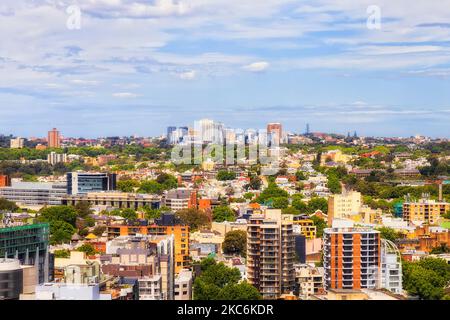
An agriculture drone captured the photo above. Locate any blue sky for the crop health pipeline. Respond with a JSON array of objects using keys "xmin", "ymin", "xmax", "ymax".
[{"xmin": 1, "ymin": 0, "xmax": 450, "ymax": 138}]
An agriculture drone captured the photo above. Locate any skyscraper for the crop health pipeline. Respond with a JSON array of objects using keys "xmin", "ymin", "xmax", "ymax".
[
  {"xmin": 47, "ymin": 128, "xmax": 61, "ymax": 148},
  {"xmin": 267, "ymin": 123, "xmax": 282, "ymax": 145},
  {"xmin": 247, "ymin": 209, "xmax": 295, "ymax": 299}
]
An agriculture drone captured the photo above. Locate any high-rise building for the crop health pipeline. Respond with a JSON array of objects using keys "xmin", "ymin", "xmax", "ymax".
[
  {"xmin": 267, "ymin": 123, "xmax": 282, "ymax": 145},
  {"xmin": 167, "ymin": 126, "xmax": 177, "ymax": 143},
  {"xmin": 195, "ymin": 119, "xmax": 224, "ymax": 144},
  {"xmin": 402, "ymin": 199, "xmax": 450, "ymax": 225},
  {"xmin": 327, "ymin": 191, "xmax": 362, "ymax": 225},
  {"xmin": 247, "ymin": 209, "xmax": 295, "ymax": 299},
  {"xmin": 66, "ymin": 172, "xmax": 117, "ymax": 195},
  {"xmin": 10, "ymin": 137, "xmax": 24, "ymax": 149},
  {"xmin": 47, "ymin": 128, "xmax": 60, "ymax": 148},
  {"xmin": 323, "ymin": 226, "xmax": 380, "ymax": 291}
]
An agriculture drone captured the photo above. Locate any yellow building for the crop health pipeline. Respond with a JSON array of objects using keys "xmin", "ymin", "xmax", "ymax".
[
  {"xmin": 201, "ymin": 158, "xmax": 215, "ymax": 171},
  {"xmin": 320, "ymin": 149, "xmax": 352, "ymax": 165},
  {"xmin": 403, "ymin": 200, "xmax": 450, "ymax": 225},
  {"xmin": 328, "ymin": 191, "xmax": 362, "ymax": 225},
  {"xmin": 83, "ymin": 156, "xmax": 99, "ymax": 166},
  {"xmin": 291, "ymin": 216, "xmax": 317, "ymax": 239}
]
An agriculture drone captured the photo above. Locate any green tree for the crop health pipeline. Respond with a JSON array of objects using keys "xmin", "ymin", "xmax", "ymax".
[
  {"xmin": 295, "ymin": 170, "xmax": 307, "ymax": 181},
  {"xmin": 117, "ymin": 179, "xmax": 140, "ymax": 192},
  {"xmin": 282, "ymin": 206, "xmax": 300, "ymax": 215},
  {"xmin": 119, "ymin": 208, "xmax": 138, "ymax": 221},
  {"xmin": 0, "ymin": 198, "xmax": 18, "ymax": 212},
  {"xmin": 156, "ymin": 173, "xmax": 178, "ymax": 190},
  {"xmin": 243, "ymin": 192, "xmax": 255, "ymax": 200},
  {"xmin": 39, "ymin": 206, "xmax": 78, "ymax": 226},
  {"xmin": 402, "ymin": 258, "xmax": 450, "ymax": 300},
  {"xmin": 292, "ymin": 198, "xmax": 308, "ymax": 213},
  {"xmin": 77, "ymin": 243, "xmax": 97, "ymax": 256},
  {"xmin": 307, "ymin": 197, "xmax": 328, "ymax": 214},
  {"xmin": 193, "ymin": 259, "xmax": 259, "ymax": 300},
  {"xmin": 217, "ymin": 170, "xmax": 236, "ymax": 181},
  {"xmin": 74, "ymin": 202, "xmax": 93, "ymax": 218},
  {"xmin": 92, "ymin": 225, "xmax": 106, "ymax": 237},
  {"xmin": 310, "ymin": 215, "xmax": 327, "ymax": 238},
  {"xmin": 176, "ymin": 208, "xmax": 210, "ymax": 231},
  {"xmin": 257, "ymin": 182, "xmax": 288, "ymax": 203},
  {"xmin": 139, "ymin": 180, "xmax": 164, "ymax": 194},
  {"xmin": 53, "ymin": 249, "xmax": 70, "ymax": 258},
  {"xmin": 270, "ymin": 197, "xmax": 289, "ymax": 209},
  {"xmin": 49, "ymin": 220, "xmax": 76, "ymax": 245},
  {"xmin": 212, "ymin": 206, "xmax": 236, "ymax": 222},
  {"xmin": 377, "ymin": 227, "xmax": 401, "ymax": 242},
  {"xmin": 217, "ymin": 281, "xmax": 262, "ymax": 300},
  {"xmin": 327, "ymin": 174, "xmax": 342, "ymax": 194},
  {"xmin": 222, "ymin": 230, "xmax": 247, "ymax": 257}
]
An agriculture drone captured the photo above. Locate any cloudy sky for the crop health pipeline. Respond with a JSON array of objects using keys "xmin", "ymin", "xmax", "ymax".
[{"xmin": 1, "ymin": 0, "xmax": 450, "ymax": 138}]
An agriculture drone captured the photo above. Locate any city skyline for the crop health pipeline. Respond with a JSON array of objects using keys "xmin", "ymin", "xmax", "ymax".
[{"xmin": 1, "ymin": 1, "xmax": 450, "ymax": 138}]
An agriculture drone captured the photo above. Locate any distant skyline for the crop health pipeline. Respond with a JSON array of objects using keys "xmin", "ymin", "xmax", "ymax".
[{"xmin": 1, "ymin": 1, "xmax": 450, "ymax": 138}]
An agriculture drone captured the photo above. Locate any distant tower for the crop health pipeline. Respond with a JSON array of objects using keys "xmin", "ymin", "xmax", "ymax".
[
  {"xmin": 48, "ymin": 128, "xmax": 61, "ymax": 148},
  {"xmin": 305, "ymin": 123, "xmax": 310, "ymax": 136},
  {"xmin": 353, "ymin": 131, "xmax": 358, "ymax": 138}
]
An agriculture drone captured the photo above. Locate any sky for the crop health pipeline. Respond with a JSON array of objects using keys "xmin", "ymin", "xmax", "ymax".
[{"xmin": 1, "ymin": 0, "xmax": 450, "ymax": 138}]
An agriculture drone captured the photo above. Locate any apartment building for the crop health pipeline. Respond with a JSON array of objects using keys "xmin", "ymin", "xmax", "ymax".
[
  {"xmin": 327, "ymin": 190, "xmax": 362, "ymax": 225},
  {"xmin": 323, "ymin": 226, "xmax": 381, "ymax": 290},
  {"xmin": 247, "ymin": 209, "xmax": 295, "ymax": 299},
  {"xmin": 174, "ymin": 269, "xmax": 193, "ymax": 300},
  {"xmin": 402, "ymin": 199, "xmax": 450, "ymax": 225},
  {"xmin": 294, "ymin": 263, "xmax": 325, "ymax": 298},
  {"xmin": 163, "ymin": 188, "xmax": 197, "ymax": 211},
  {"xmin": 102, "ymin": 234, "xmax": 174, "ymax": 300}
]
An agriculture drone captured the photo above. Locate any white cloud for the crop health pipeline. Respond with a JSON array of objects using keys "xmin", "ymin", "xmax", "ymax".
[
  {"xmin": 112, "ymin": 92, "xmax": 139, "ymax": 98},
  {"xmin": 177, "ymin": 70, "xmax": 197, "ymax": 80},
  {"xmin": 71, "ymin": 79, "xmax": 99, "ymax": 86},
  {"xmin": 242, "ymin": 61, "xmax": 269, "ymax": 72}
]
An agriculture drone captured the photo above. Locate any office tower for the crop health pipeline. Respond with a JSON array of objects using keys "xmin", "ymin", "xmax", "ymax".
[
  {"xmin": 402, "ymin": 199, "xmax": 450, "ymax": 225},
  {"xmin": 247, "ymin": 209, "xmax": 295, "ymax": 299},
  {"xmin": 195, "ymin": 119, "xmax": 224, "ymax": 144},
  {"xmin": 327, "ymin": 190, "xmax": 362, "ymax": 225},
  {"xmin": 323, "ymin": 226, "xmax": 380, "ymax": 290},
  {"xmin": 167, "ymin": 126, "xmax": 177, "ymax": 144},
  {"xmin": 66, "ymin": 172, "xmax": 117, "ymax": 195},
  {"xmin": 305, "ymin": 123, "xmax": 310, "ymax": 135},
  {"xmin": 47, "ymin": 128, "xmax": 61, "ymax": 148},
  {"xmin": 10, "ymin": 137, "xmax": 24, "ymax": 149},
  {"xmin": 0, "ymin": 223, "xmax": 53, "ymax": 284},
  {"xmin": 267, "ymin": 123, "xmax": 282, "ymax": 145}
]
